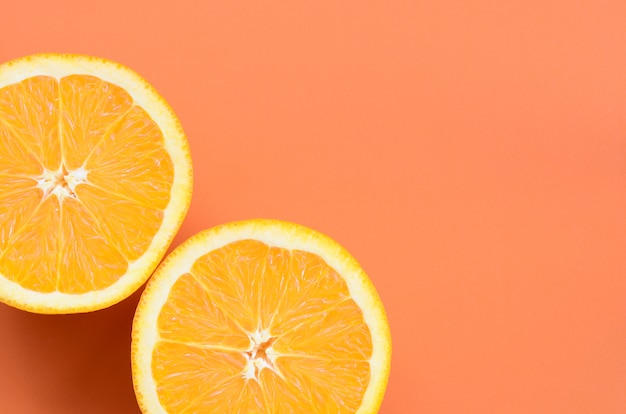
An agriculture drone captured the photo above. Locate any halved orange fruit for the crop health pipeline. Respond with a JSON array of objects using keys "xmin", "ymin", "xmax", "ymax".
[
  {"xmin": 131, "ymin": 219, "xmax": 391, "ymax": 413},
  {"xmin": 0, "ymin": 54, "xmax": 192, "ymax": 313}
]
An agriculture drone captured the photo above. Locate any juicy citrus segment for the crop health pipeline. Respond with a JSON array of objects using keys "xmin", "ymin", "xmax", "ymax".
[
  {"xmin": 0, "ymin": 176, "xmax": 40, "ymax": 250},
  {"xmin": 57, "ymin": 197, "xmax": 128, "ymax": 293},
  {"xmin": 59, "ymin": 74, "xmax": 133, "ymax": 170},
  {"xmin": 0, "ymin": 120, "xmax": 42, "ymax": 175},
  {"xmin": 189, "ymin": 240, "xmax": 268, "ymax": 333},
  {"xmin": 152, "ymin": 342, "xmax": 247, "ymax": 412},
  {"xmin": 0, "ymin": 191, "xmax": 130, "ymax": 294},
  {"xmin": 0, "ymin": 196, "xmax": 60, "ymax": 292},
  {"xmin": 75, "ymin": 184, "xmax": 164, "ymax": 261},
  {"xmin": 85, "ymin": 106, "xmax": 174, "ymax": 210},
  {"xmin": 273, "ymin": 298, "xmax": 372, "ymax": 360},
  {"xmin": 154, "ymin": 342, "xmax": 270, "ymax": 413},
  {"xmin": 0, "ymin": 76, "xmax": 61, "ymax": 170},
  {"xmin": 257, "ymin": 245, "xmax": 290, "ymax": 329},
  {"xmin": 0, "ymin": 54, "xmax": 192, "ymax": 313},
  {"xmin": 267, "ymin": 248, "xmax": 352, "ymax": 335},
  {"xmin": 132, "ymin": 219, "xmax": 391, "ymax": 414},
  {"xmin": 273, "ymin": 357, "xmax": 371, "ymax": 412},
  {"xmin": 157, "ymin": 273, "xmax": 250, "ymax": 349},
  {"xmin": 231, "ymin": 378, "xmax": 267, "ymax": 413},
  {"xmin": 258, "ymin": 370, "xmax": 310, "ymax": 413}
]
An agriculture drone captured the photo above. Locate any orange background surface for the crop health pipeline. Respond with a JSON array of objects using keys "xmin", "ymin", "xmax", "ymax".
[{"xmin": 1, "ymin": 1, "xmax": 626, "ymax": 413}]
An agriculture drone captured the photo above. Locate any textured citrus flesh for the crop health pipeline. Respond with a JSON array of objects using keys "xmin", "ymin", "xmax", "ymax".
[
  {"xmin": 132, "ymin": 220, "xmax": 391, "ymax": 413},
  {"xmin": 0, "ymin": 55, "xmax": 192, "ymax": 313}
]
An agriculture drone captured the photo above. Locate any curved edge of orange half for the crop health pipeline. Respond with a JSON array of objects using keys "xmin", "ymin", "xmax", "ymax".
[
  {"xmin": 131, "ymin": 218, "xmax": 392, "ymax": 414},
  {"xmin": 0, "ymin": 53, "xmax": 193, "ymax": 314}
]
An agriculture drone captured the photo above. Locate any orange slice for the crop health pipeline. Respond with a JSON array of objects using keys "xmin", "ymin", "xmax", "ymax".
[
  {"xmin": 0, "ymin": 54, "xmax": 192, "ymax": 313},
  {"xmin": 131, "ymin": 219, "xmax": 391, "ymax": 413}
]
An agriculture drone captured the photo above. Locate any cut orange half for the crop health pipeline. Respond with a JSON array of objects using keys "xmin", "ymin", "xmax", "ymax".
[
  {"xmin": 0, "ymin": 53, "xmax": 192, "ymax": 313},
  {"xmin": 131, "ymin": 219, "xmax": 391, "ymax": 413}
]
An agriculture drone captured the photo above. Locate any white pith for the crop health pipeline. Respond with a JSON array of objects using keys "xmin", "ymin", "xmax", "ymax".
[
  {"xmin": 242, "ymin": 328, "xmax": 279, "ymax": 381},
  {"xmin": 36, "ymin": 165, "xmax": 88, "ymax": 200}
]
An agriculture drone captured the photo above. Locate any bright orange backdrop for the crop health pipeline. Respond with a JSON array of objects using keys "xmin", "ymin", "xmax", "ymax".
[{"xmin": 1, "ymin": 1, "xmax": 626, "ymax": 413}]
